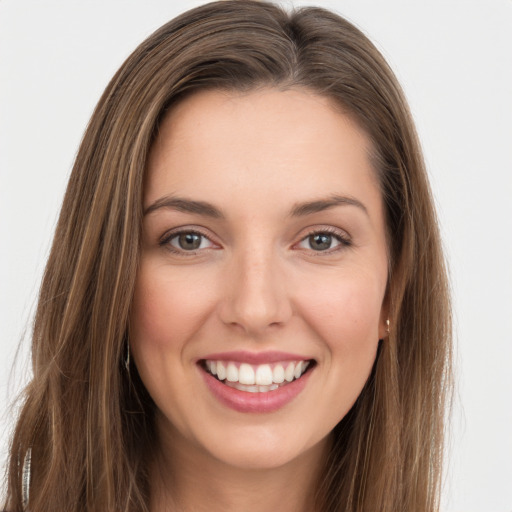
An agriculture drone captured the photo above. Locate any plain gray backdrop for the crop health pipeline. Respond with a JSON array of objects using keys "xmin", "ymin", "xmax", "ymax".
[{"xmin": 1, "ymin": 1, "xmax": 511, "ymax": 510}]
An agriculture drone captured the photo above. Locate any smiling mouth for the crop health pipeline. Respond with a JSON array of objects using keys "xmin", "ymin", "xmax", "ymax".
[{"xmin": 201, "ymin": 359, "xmax": 314, "ymax": 393}]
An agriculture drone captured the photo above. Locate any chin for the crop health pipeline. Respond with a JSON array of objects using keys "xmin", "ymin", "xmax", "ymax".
[{"xmin": 187, "ymin": 421, "xmax": 330, "ymax": 472}]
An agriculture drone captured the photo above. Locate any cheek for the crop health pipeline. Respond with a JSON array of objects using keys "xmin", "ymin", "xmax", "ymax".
[
  {"xmin": 130, "ymin": 261, "xmax": 217, "ymax": 352},
  {"xmin": 296, "ymin": 270, "xmax": 384, "ymax": 358},
  {"xmin": 128, "ymin": 261, "xmax": 220, "ymax": 431}
]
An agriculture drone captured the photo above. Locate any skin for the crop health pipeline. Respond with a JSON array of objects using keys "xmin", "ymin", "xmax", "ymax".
[{"xmin": 130, "ymin": 87, "xmax": 390, "ymax": 512}]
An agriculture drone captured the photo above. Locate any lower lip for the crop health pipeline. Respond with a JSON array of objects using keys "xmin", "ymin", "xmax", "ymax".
[{"xmin": 200, "ymin": 365, "xmax": 313, "ymax": 413}]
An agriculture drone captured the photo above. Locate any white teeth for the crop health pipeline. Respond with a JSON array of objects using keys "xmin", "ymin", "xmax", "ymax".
[
  {"xmin": 239, "ymin": 363, "xmax": 255, "ymax": 385},
  {"xmin": 272, "ymin": 364, "xmax": 285, "ymax": 383},
  {"xmin": 225, "ymin": 381, "xmax": 281, "ymax": 393},
  {"xmin": 216, "ymin": 361, "xmax": 226, "ymax": 381},
  {"xmin": 294, "ymin": 361, "xmax": 303, "ymax": 379},
  {"xmin": 284, "ymin": 362, "xmax": 295, "ymax": 382},
  {"xmin": 226, "ymin": 362, "xmax": 238, "ymax": 382},
  {"xmin": 255, "ymin": 364, "xmax": 273, "ymax": 385},
  {"xmin": 205, "ymin": 359, "xmax": 311, "ymax": 388}
]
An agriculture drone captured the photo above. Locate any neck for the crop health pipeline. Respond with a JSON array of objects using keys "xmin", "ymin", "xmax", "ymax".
[{"xmin": 150, "ymin": 423, "xmax": 330, "ymax": 512}]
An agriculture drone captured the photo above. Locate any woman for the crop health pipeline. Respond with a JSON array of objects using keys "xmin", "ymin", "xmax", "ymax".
[{"xmin": 3, "ymin": 1, "xmax": 452, "ymax": 511}]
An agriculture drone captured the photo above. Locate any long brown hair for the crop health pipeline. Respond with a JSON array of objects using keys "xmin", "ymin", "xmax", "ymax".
[{"xmin": 3, "ymin": 1, "xmax": 452, "ymax": 510}]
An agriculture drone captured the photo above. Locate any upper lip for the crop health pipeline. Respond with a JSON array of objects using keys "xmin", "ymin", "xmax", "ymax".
[{"xmin": 198, "ymin": 351, "xmax": 313, "ymax": 365}]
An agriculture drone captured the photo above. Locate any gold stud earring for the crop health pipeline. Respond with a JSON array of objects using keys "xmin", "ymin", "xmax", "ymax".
[{"xmin": 386, "ymin": 319, "xmax": 390, "ymax": 335}]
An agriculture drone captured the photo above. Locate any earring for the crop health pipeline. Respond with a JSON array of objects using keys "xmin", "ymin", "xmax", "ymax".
[
  {"xmin": 124, "ymin": 339, "xmax": 130, "ymax": 371},
  {"xmin": 386, "ymin": 319, "xmax": 390, "ymax": 335}
]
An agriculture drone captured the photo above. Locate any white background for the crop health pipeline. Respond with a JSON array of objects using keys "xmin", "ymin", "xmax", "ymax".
[{"xmin": 1, "ymin": 1, "xmax": 511, "ymax": 510}]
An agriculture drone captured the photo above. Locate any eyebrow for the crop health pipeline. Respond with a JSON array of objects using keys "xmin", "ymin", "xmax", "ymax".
[
  {"xmin": 289, "ymin": 194, "xmax": 368, "ymax": 217},
  {"xmin": 144, "ymin": 196, "xmax": 225, "ymax": 218},
  {"xmin": 144, "ymin": 194, "xmax": 368, "ymax": 218}
]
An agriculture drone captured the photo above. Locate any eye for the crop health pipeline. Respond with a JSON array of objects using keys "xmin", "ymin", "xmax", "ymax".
[
  {"xmin": 161, "ymin": 230, "xmax": 216, "ymax": 254},
  {"xmin": 297, "ymin": 229, "xmax": 351, "ymax": 252}
]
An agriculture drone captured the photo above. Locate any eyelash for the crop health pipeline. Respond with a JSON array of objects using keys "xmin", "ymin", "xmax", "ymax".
[
  {"xmin": 159, "ymin": 227, "xmax": 352, "ymax": 256},
  {"xmin": 159, "ymin": 228, "xmax": 215, "ymax": 255},
  {"xmin": 299, "ymin": 227, "xmax": 352, "ymax": 255}
]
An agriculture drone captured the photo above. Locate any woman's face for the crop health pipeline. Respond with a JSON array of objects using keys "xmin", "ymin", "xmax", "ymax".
[{"xmin": 130, "ymin": 88, "xmax": 389, "ymax": 470}]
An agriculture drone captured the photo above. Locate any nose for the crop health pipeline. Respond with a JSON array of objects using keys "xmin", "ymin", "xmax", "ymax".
[{"xmin": 218, "ymin": 246, "xmax": 293, "ymax": 336}]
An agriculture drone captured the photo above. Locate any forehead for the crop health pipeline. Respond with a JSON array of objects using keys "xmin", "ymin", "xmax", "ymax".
[
  {"xmin": 145, "ymin": 87, "xmax": 382, "ymax": 222},
  {"xmin": 151, "ymin": 87, "xmax": 371, "ymax": 160}
]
